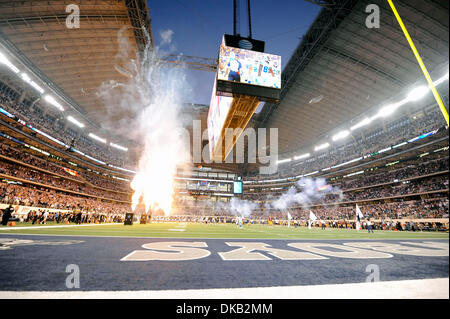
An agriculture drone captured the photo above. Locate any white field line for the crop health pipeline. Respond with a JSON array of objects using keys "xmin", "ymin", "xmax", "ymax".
[
  {"xmin": 0, "ymin": 278, "xmax": 447, "ymax": 299},
  {"xmin": 169, "ymin": 223, "xmax": 187, "ymax": 231},
  {"xmin": 0, "ymin": 223, "xmax": 119, "ymax": 230}
]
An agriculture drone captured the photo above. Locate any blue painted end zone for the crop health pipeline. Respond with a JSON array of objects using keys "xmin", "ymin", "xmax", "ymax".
[{"xmin": 0, "ymin": 235, "xmax": 448, "ymax": 291}]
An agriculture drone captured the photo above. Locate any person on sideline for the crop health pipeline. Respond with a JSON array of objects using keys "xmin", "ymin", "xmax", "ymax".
[{"xmin": 367, "ymin": 219, "xmax": 374, "ymax": 233}]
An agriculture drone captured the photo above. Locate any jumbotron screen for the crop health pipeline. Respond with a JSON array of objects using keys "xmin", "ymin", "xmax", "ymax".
[
  {"xmin": 217, "ymin": 43, "xmax": 281, "ymax": 89},
  {"xmin": 233, "ymin": 181, "xmax": 243, "ymax": 194}
]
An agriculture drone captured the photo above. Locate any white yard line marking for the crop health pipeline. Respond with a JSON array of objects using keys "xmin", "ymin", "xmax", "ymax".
[{"xmin": 0, "ymin": 278, "xmax": 447, "ymax": 299}]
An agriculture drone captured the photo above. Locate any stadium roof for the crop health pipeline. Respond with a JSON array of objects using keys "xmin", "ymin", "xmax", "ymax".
[
  {"xmin": 0, "ymin": 0, "xmax": 153, "ymax": 130},
  {"xmin": 257, "ymin": 0, "xmax": 449, "ymax": 156}
]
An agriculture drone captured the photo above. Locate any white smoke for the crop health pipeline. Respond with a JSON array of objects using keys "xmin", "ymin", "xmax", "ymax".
[
  {"xmin": 272, "ymin": 177, "xmax": 343, "ymax": 212},
  {"xmin": 97, "ymin": 28, "xmax": 192, "ymax": 216},
  {"xmin": 160, "ymin": 29, "xmax": 174, "ymax": 45},
  {"xmin": 229, "ymin": 197, "xmax": 258, "ymax": 218},
  {"xmin": 208, "ymin": 178, "xmax": 342, "ymax": 220}
]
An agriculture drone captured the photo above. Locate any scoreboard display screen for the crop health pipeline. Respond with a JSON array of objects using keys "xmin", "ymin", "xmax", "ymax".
[
  {"xmin": 208, "ymin": 34, "xmax": 282, "ymax": 161},
  {"xmin": 217, "ymin": 44, "xmax": 281, "ymax": 89},
  {"xmin": 233, "ymin": 181, "xmax": 243, "ymax": 194},
  {"xmin": 215, "ymin": 35, "xmax": 281, "ymax": 102}
]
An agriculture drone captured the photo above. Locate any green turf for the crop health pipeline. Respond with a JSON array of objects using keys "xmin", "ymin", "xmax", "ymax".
[{"xmin": 0, "ymin": 222, "xmax": 448, "ymax": 239}]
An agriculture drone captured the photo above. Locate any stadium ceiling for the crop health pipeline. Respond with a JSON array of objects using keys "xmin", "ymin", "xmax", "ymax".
[
  {"xmin": 257, "ymin": 0, "xmax": 449, "ymax": 155},
  {"xmin": 0, "ymin": 0, "xmax": 153, "ymax": 130}
]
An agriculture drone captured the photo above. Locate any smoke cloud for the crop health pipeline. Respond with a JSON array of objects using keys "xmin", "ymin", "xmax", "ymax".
[
  {"xmin": 272, "ymin": 177, "xmax": 343, "ymax": 212},
  {"xmin": 229, "ymin": 197, "xmax": 259, "ymax": 218},
  {"xmin": 97, "ymin": 27, "xmax": 192, "ymax": 215}
]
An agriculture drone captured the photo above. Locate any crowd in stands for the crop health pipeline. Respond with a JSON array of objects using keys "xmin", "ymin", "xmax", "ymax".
[
  {"xmin": 170, "ymin": 196, "xmax": 449, "ymax": 220},
  {"xmin": 1, "ymin": 84, "xmax": 448, "ymax": 228},
  {"xmin": 0, "ymin": 140, "xmax": 130, "ymax": 193},
  {"xmin": 0, "ymin": 88, "xmax": 132, "ymax": 168},
  {"xmin": 242, "ymin": 156, "xmax": 449, "ymax": 209},
  {"xmin": 0, "ymin": 160, "xmax": 130, "ymax": 201},
  {"xmin": 246, "ymin": 106, "xmax": 448, "ymax": 181},
  {"xmin": 0, "ymin": 182, "xmax": 129, "ymax": 215},
  {"xmin": 337, "ymin": 157, "xmax": 449, "ymax": 190},
  {"xmin": 340, "ymin": 175, "xmax": 448, "ymax": 202}
]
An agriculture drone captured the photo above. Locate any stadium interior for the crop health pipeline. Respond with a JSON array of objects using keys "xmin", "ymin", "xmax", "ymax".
[
  {"xmin": 1, "ymin": 0, "xmax": 448, "ymax": 230},
  {"xmin": 0, "ymin": 0, "xmax": 448, "ymax": 300}
]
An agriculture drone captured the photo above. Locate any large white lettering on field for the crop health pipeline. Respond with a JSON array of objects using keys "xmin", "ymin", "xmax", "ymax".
[
  {"xmin": 343, "ymin": 241, "xmax": 449, "ymax": 257},
  {"xmin": 120, "ymin": 241, "xmax": 448, "ymax": 261},
  {"xmin": 288, "ymin": 243, "xmax": 393, "ymax": 259},
  {"xmin": 120, "ymin": 241, "xmax": 210, "ymax": 261},
  {"xmin": 218, "ymin": 242, "xmax": 327, "ymax": 260}
]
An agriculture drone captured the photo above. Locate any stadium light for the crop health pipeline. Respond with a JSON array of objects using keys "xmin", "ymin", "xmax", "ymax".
[
  {"xmin": 434, "ymin": 72, "xmax": 449, "ymax": 86},
  {"xmin": 276, "ymin": 158, "xmax": 292, "ymax": 165},
  {"xmin": 88, "ymin": 133, "xmax": 107, "ymax": 144},
  {"xmin": 434, "ymin": 146, "xmax": 449, "ymax": 153},
  {"xmin": 67, "ymin": 115, "xmax": 85, "ymax": 128},
  {"xmin": 375, "ymin": 104, "xmax": 397, "ymax": 118},
  {"xmin": 112, "ymin": 176, "xmax": 130, "ymax": 182},
  {"xmin": 20, "ymin": 73, "xmax": 31, "ymax": 82},
  {"xmin": 406, "ymin": 85, "xmax": 429, "ymax": 102},
  {"xmin": 110, "ymin": 142, "xmax": 128, "ymax": 152},
  {"xmin": 44, "ymin": 95, "xmax": 64, "ymax": 111},
  {"xmin": 372, "ymin": 98, "xmax": 408, "ymax": 119},
  {"xmin": 392, "ymin": 142, "xmax": 408, "ymax": 149},
  {"xmin": 30, "ymin": 81, "xmax": 44, "ymax": 94},
  {"xmin": 350, "ymin": 117, "xmax": 372, "ymax": 131},
  {"xmin": 331, "ymin": 156, "xmax": 363, "ymax": 169},
  {"xmin": 20, "ymin": 73, "xmax": 44, "ymax": 94},
  {"xmin": 314, "ymin": 142, "xmax": 330, "ymax": 152},
  {"xmin": 344, "ymin": 170, "xmax": 365, "ymax": 178},
  {"xmin": 293, "ymin": 153, "xmax": 310, "ymax": 161},
  {"xmin": 332, "ymin": 130, "xmax": 350, "ymax": 141},
  {"xmin": 378, "ymin": 147, "xmax": 392, "ymax": 154},
  {"xmin": 108, "ymin": 164, "xmax": 136, "ymax": 174},
  {"xmin": 0, "ymin": 52, "xmax": 20, "ymax": 73},
  {"xmin": 303, "ymin": 171, "xmax": 319, "ymax": 177}
]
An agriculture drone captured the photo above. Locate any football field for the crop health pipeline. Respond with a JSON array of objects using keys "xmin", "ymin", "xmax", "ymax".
[
  {"xmin": 0, "ymin": 222, "xmax": 448, "ymax": 298},
  {"xmin": 0, "ymin": 222, "xmax": 448, "ymax": 239}
]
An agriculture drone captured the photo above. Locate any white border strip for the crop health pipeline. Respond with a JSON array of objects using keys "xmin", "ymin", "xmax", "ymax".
[{"xmin": 0, "ymin": 278, "xmax": 447, "ymax": 299}]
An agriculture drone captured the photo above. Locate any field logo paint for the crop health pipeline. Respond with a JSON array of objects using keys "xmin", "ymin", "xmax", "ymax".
[
  {"xmin": 66, "ymin": 4, "xmax": 80, "ymax": 29},
  {"xmin": 288, "ymin": 243, "xmax": 393, "ymax": 259},
  {"xmin": 343, "ymin": 241, "xmax": 449, "ymax": 257},
  {"xmin": 365, "ymin": 4, "xmax": 380, "ymax": 29},
  {"xmin": 365, "ymin": 264, "xmax": 380, "ymax": 282},
  {"xmin": 218, "ymin": 242, "xmax": 327, "ymax": 261},
  {"xmin": 0, "ymin": 238, "xmax": 83, "ymax": 250},
  {"xmin": 121, "ymin": 241, "xmax": 211, "ymax": 261},
  {"xmin": 65, "ymin": 264, "xmax": 80, "ymax": 289},
  {"xmin": 121, "ymin": 241, "xmax": 448, "ymax": 261}
]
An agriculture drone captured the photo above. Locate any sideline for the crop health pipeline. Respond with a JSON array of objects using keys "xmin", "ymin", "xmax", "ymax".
[{"xmin": 0, "ymin": 278, "xmax": 447, "ymax": 299}]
